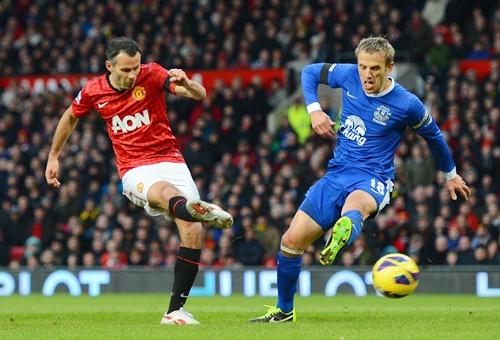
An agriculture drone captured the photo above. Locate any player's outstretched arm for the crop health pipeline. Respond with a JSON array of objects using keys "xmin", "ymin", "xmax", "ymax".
[
  {"xmin": 409, "ymin": 105, "xmax": 470, "ymax": 201},
  {"xmin": 168, "ymin": 68, "xmax": 206, "ymax": 101},
  {"xmin": 45, "ymin": 106, "xmax": 79, "ymax": 188}
]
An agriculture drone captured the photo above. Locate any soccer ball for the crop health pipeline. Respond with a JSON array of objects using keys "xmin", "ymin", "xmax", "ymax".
[{"xmin": 372, "ymin": 253, "xmax": 419, "ymax": 298}]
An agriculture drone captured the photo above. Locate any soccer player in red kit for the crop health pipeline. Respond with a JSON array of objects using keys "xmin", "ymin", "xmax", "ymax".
[{"xmin": 45, "ymin": 37, "xmax": 233, "ymax": 325}]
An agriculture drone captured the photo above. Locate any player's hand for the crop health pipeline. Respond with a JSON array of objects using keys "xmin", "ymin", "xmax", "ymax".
[
  {"xmin": 447, "ymin": 174, "xmax": 470, "ymax": 201},
  {"xmin": 310, "ymin": 110, "xmax": 335, "ymax": 138},
  {"xmin": 168, "ymin": 68, "xmax": 192, "ymax": 87},
  {"xmin": 45, "ymin": 158, "xmax": 61, "ymax": 188}
]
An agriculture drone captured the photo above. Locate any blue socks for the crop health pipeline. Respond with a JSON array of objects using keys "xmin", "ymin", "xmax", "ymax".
[
  {"xmin": 275, "ymin": 210, "xmax": 363, "ymax": 313},
  {"xmin": 276, "ymin": 252, "xmax": 302, "ymax": 313},
  {"xmin": 342, "ymin": 209, "xmax": 364, "ymax": 246}
]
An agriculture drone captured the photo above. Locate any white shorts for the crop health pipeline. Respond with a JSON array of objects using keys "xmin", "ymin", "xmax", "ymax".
[{"xmin": 122, "ymin": 162, "xmax": 200, "ymax": 216}]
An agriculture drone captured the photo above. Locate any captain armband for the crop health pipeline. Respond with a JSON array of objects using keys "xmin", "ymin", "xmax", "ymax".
[
  {"xmin": 281, "ymin": 244, "xmax": 304, "ymax": 255},
  {"xmin": 163, "ymin": 77, "xmax": 172, "ymax": 91},
  {"xmin": 319, "ymin": 63, "xmax": 334, "ymax": 84},
  {"xmin": 411, "ymin": 111, "xmax": 431, "ymax": 129}
]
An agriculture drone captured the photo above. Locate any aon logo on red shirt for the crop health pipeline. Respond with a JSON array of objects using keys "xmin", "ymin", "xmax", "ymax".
[{"xmin": 112, "ymin": 109, "xmax": 150, "ymax": 133}]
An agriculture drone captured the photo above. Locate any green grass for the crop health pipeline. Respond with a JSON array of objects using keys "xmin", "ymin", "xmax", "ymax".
[{"xmin": 0, "ymin": 294, "xmax": 499, "ymax": 339}]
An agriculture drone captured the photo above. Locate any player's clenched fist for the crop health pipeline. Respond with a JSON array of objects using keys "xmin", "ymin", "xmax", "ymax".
[
  {"xmin": 168, "ymin": 68, "xmax": 191, "ymax": 86},
  {"xmin": 45, "ymin": 158, "xmax": 61, "ymax": 188}
]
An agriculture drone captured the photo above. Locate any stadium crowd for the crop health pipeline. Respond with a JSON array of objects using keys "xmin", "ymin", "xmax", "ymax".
[{"xmin": 0, "ymin": 0, "xmax": 499, "ymax": 269}]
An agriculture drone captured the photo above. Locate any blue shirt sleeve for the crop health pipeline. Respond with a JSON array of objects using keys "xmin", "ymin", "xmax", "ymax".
[
  {"xmin": 408, "ymin": 96, "xmax": 456, "ymax": 175},
  {"xmin": 301, "ymin": 63, "xmax": 353, "ymax": 111},
  {"xmin": 301, "ymin": 63, "xmax": 325, "ymax": 108}
]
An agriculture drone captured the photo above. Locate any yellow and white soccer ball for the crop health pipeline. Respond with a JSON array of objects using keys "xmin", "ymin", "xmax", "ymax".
[{"xmin": 372, "ymin": 253, "xmax": 419, "ymax": 298}]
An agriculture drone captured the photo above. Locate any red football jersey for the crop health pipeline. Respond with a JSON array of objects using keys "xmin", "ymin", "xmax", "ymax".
[{"xmin": 72, "ymin": 62, "xmax": 185, "ymax": 178}]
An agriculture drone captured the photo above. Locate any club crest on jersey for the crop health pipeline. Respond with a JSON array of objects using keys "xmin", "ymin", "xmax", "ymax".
[
  {"xmin": 132, "ymin": 86, "xmax": 146, "ymax": 101},
  {"xmin": 112, "ymin": 109, "xmax": 150, "ymax": 133},
  {"xmin": 136, "ymin": 183, "xmax": 144, "ymax": 193},
  {"xmin": 373, "ymin": 105, "xmax": 391, "ymax": 126},
  {"xmin": 339, "ymin": 115, "xmax": 366, "ymax": 146}
]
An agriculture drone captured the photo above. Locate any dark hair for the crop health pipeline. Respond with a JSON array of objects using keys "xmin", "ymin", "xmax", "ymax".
[{"xmin": 105, "ymin": 37, "xmax": 142, "ymax": 63}]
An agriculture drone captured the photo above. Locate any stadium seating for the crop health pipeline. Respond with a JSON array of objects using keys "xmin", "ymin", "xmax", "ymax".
[{"xmin": 0, "ymin": 1, "xmax": 498, "ymax": 268}]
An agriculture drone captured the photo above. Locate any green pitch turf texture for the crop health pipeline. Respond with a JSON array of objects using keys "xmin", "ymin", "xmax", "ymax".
[{"xmin": 1, "ymin": 294, "xmax": 499, "ymax": 339}]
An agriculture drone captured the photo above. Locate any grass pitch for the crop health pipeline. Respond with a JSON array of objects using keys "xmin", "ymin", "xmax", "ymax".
[{"xmin": 0, "ymin": 294, "xmax": 499, "ymax": 339}]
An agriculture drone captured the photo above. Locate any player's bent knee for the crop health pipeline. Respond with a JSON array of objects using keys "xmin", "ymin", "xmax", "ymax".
[
  {"xmin": 148, "ymin": 181, "xmax": 182, "ymax": 205},
  {"xmin": 281, "ymin": 232, "xmax": 306, "ymax": 251}
]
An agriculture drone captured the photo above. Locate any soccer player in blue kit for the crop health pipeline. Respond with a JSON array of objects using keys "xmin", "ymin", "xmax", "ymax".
[{"xmin": 250, "ymin": 37, "xmax": 471, "ymax": 323}]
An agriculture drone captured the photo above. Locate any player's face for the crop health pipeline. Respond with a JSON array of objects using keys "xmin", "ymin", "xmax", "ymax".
[
  {"xmin": 106, "ymin": 52, "xmax": 141, "ymax": 90},
  {"xmin": 357, "ymin": 50, "xmax": 393, "ymax": 94}
]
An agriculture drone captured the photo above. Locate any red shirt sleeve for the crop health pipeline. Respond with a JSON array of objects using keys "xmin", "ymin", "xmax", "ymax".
[
  {"xmin": 149, "ymin": 62, "xmax": 175, "ymax": 94},
  {"xmin": 71, "ymin": 86, "xmax": 95, "ymax": 118}
]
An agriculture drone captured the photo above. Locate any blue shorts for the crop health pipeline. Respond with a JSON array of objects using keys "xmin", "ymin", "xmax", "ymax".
[{"xmin": 299, "ymin": 165, "xmax": 393, "ymax": 231}]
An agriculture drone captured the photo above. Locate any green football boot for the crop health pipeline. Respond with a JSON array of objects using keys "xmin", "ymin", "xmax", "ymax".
[
  {"xmin": 248, "ymin": 306, "xmax": 296, "ymax": 323},
  {"xmin": 319, "ymin": 216, "xmax": 352, "ymax": 265}
]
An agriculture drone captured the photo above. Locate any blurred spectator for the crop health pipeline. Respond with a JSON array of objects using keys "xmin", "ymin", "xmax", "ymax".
[
  {"xmin": 286, "ymin": 97, "xmax": 311, "ymax": 144},
  {"xmin": 471, "ymin": 226, "xmax": 491, "ymax": 249},
  {"xmin": 403, "ymin": 10, "xmax": 433, "ymax": 62},
  {"xmin": 407, "ymin": 234, "xmax": 424, "ymax": 264},
  {"xmin": 352, "ymin": 235, "xmax": 374, "ymax": 265},
  {"xmin": 428, "ymin": 235, "xmax": 449, "ymax": 265},
  {"xmin": 82, "ymin": 252, "xmax": 97, "ymax": 268},
  {"xmin": 487, "ymin": 240, "xmax": 500, "ymax": 264},
  {"xmin": 40, "ymin": 249, "xmax": 56, "ymax": 269},
  {"xmin": 100, "ymin": 239, "xmax": 127, "ymax": 269},
  {"xmin": 67, "ymin": 253, "xmax": 78, "ymax": 270},
  {"xmin": 200, "ymin": 248, "xmax": 216, "ymax": 267},
  {"xmin": 404, "ymin": 144, "xmax": 436, "ymax": 192},
  {"xmin": 473, "ymin": 245, "xmax": 489, "ymax": 264},
  {"xmin": 26, "ymin": 255, "xmax": 39, "ymax": 271},
  {"xmin": 255, "ymin": 219, "xmax": 281, "ymax": 261},
  {"xmin": 425, "ymin": 33, "xmax": 452, "ymax": 77},
  {"xmin": 235, "ymin": 228, "xmax": 263, "ymax": 265},
  {"xmin": 341, "ymin": 251, "xmax": 355, "ymax": 267},
  {"xmin": 128, "ymin": 248, "xmax": 146, "ymax": 266},
  {"xmin": 446, "ymin": 251, "xmax": 458, "ymax": 266},
  {"xmin": 0, "ymin": 223, "xmax": 9, "ymax": 265},
  {"xmin": 456, "ymin": 236, "xmax": 475, "ymax": 265},
  {"xmin": 447, "ymin": 227, "xmax": 461, "ymax": 251},
  {"xmin": 23, "ymin": 236, "xmax": 41, "ymax": 262},
  {"xmin": 0, "ymin": 0, "xmax": 498, "ymax": 270}
]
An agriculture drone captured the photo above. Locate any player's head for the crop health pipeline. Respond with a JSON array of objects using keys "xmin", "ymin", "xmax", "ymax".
[
  {"xmin": 354, "ymin": 37, "xmax": 394, "ymax": 94},
  {"xmin": 105, "ymin": 37, "xmax": 142, "ymax": 90}
]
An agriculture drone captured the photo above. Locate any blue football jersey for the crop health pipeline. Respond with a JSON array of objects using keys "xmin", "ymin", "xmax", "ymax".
[{"xmin": 302, "ymin": 63, "xmax": 455, "ymax": 180}]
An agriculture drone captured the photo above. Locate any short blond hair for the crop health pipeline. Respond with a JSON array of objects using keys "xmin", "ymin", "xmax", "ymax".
[{"xmin": 355, "ymin": 37, "xmax": 395, "ymax": 65}]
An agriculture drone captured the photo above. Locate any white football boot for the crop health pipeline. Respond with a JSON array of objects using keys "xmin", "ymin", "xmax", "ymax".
[
  {"xmin": 186, "ymin": 199, "xmax": 233, "ymax": 229},
  {"xmin": 160, "ymin": 307, "xmax": 200, "ymax": 325}
]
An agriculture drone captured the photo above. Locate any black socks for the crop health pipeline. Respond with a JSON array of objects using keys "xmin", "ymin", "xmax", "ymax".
[
  {"xmin": 168, "ymin": 196, "xmax": 198, "ymax": 222},
  {"xmin": 166, "ymin": 197, "xmax": 202, "ymax": 312},
  {"xmin": 167, "ymin": 247, "xmax": 201, "ymax": 313}
]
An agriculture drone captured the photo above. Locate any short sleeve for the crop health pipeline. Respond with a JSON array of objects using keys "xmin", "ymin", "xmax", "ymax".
[
  {"xmin": 149, "ymin": 63, "xmax": 175, "ymax": 94},
  {"xmin": 72, "ymin": 87, "xmax": 94, "ymax": 118}
]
